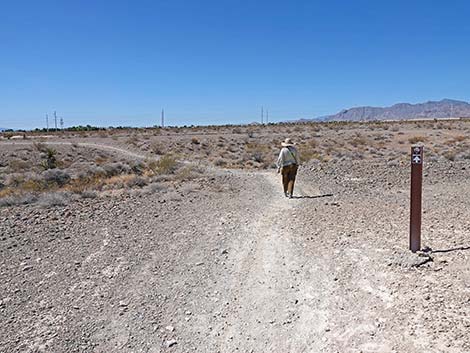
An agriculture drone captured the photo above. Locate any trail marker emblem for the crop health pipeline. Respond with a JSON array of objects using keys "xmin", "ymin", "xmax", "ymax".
[{"xmin": 412, "ymin": 155, "xmax": 421, "ymax": 164}]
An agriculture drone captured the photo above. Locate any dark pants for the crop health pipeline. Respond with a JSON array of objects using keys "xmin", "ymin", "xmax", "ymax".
[{"xmin": 281, "ymin": 164, "xmax": 298, "ymax": 195}]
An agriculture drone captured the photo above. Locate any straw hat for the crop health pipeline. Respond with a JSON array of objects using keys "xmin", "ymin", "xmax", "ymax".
[{"xmin": 281, "ymin": 138, "xmax": 295, "ymax": 147}]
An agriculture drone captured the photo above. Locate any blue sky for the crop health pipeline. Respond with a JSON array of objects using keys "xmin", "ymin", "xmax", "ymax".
[{"xmin": 1, "ymin": 0, "xmax": 470, "ymax": 129}]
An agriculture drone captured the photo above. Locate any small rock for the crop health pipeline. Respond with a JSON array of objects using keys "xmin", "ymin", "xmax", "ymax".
[
  {"xmin": 166, "ymin": 339, "xmax": 177, "ymax": 348},
  {"xmin": 165, "ymin": 325, "xmax": 174, "ymax": 332}
]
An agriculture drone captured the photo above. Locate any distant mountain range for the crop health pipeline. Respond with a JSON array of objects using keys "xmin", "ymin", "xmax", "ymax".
[{"xmin": 307, "ymin": 99, "xmax": 470, "ymax": 122}]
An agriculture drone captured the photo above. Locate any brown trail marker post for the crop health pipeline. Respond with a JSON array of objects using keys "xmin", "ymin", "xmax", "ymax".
[{"xmin": 410, "ymin": 145, "xmax": 424, "ymax": 252}]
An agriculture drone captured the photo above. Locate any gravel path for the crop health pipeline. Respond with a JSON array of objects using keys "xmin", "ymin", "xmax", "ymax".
[{"xmin": 1, "ymin": 164, "xmax": 469, "ymax": 352}]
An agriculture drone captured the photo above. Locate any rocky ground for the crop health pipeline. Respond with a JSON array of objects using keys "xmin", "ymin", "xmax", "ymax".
[{"xmin": 1, "ymin": 154, "xmax": 469, "ymax": 352}]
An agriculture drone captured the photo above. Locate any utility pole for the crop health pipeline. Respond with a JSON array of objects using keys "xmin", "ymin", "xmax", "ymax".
[
  {"xmin": 54, "ymin": 111, "xmax": 58, "ymax": 131},
  {"xmin": 261, "ymin": 106, "xmax": 264, "ymax": 124},
  {"xmin": 46, "ymin": 114, "xmax": 49, "ymax": 132},
  {"xmin": 161, "ymin": 109, "xmax": 165, "ymax": 128},
  {"xmin": 266, "ymin": 109, "xmax": 269, "ymax": 124},
  {"xmin": 60, "ymin": 117, "xmax": 64, "ymax": 130}
]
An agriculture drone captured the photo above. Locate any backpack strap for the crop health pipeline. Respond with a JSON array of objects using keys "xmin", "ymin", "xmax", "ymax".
[{"xmin": 286, "ymin": 147, "xmax": 298, "ymax": 165}]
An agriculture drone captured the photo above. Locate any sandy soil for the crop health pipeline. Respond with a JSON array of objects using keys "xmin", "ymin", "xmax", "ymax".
[{"xmin": 1, "ymin": 155, "xmax": 469, "ymax": 352}]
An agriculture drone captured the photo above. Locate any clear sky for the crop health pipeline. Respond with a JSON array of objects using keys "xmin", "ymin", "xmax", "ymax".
[{"xmin": 1, "ymin": 0, "xmax": 470, "ymax": 129}]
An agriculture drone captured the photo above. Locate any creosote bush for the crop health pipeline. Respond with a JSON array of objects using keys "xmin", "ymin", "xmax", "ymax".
[{"xmin": 154, "ymin": 154, "xmax": 178, "ymax": 174}]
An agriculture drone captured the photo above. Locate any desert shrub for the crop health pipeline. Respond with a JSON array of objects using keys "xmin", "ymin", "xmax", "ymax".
[
  {"xmin": 214, "ymin": 158, "xmax": 227, "ymax": 167},
  {"xmin": 129, "ymin": 160, "xmax": 145, "ymax": 175},
  {"xmin": 21, "ymin": 178, "xmax": 45, "ymax": 192},
  {"xmin": 125, "ymin": 176, "xmax": 147, "ymax": 188},
  {"xmin": 349, "ymin": 136, "xmax": 368, "ymax": 147},
  {"xmin": 150, "ymin": 142, "xmax": 164, "ymax": 155},
  {"xmin": 40, "ymin": 147, "xmax": 58, "ymax": 170},
  {"xmin": 38, "ymin": 192, "xmax": 70, "ymax": 207},
  {"xmin": 94, "ymin": 156, "xmax": 108, "ymax": 165},
  {"xmin": 5, "ymin": 174, "xmax": 25, "ymax": 187},
  {"xmin": 87, "ymin": 165, "xmax": 107, "ymax": 177},
  {"xmin": 408, "ymin": 136, "xmax": 428, "ymax": 144},
  {"xmin": 0, "ymin": 193, "xmax": 38, "ymax": 207},
  {"xmin": 300, "ymin": 150, "xmax": 323, "ymax": 162},
  {"xmin": 80, "ymin": 190, "xmax": 97, "ymax": 199},
  {"xmin": 103, "ymin": 162, "xmax": 131, "ymax": 176},
  {"xmin": 252, "ymin": 151, "xmax": 264, "ymax": 163},
  {"xmin": 165, "ymin": 191, "xmax": 182, "ymax": 201},
  {"xmin": 103, "ymin": 174, "xmax": 136, "ymax": 188},
  {"xmin": 147, "ymin": 182, "xmax": 166, "ymax": 193},
  {"xmin": 227, "ymin": 144, "xmax": 239, "ymax": 153},
  {"xmin": 9, "ymin": 159, "xmax": 30, "ymax": 172},
  {"xmin": 43, "ymin": 169, "xmax": 71, "ymax": 186},
  {"xmin": 126, "ymin": 135, "xmax": 139, "ymax": 146},
  {"xmin": 459, "ymin": 151, "xmax": 470, "ymax": 160},
  {"xmin": 155, "ymin": 154, "xmax": 178, "ymax": 174},
  {"xmin": 245, "ymin": 142, "xmax": 270, "ymax": 164},
  {"xmin": 191, "ymin": 137, "xmax": 200, "ymax": 145},
  {"xmin": 175, "ymin": 165, "xmax": 202, "ymax": 180},
  {"xmin": 443, "ymin": 150, "xmax": 457, "ymax": 161}
]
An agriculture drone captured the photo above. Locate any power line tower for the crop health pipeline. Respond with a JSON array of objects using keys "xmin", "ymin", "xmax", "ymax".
[
  {"xmin": 54, "ymin": 111, "xmax": 58, "ymax": 131},
  {"xmin": 161, "ymin": 109, "xmax": 165, "ymax": 128},
  {"xmin": 266, "ymin": 109, "xmax": 269, "ymax": 124},
  {"xmin": 46, "ymin": 114, "xmax": 49, "ymax": 132},
  {"xmin": 261, "ymin": 106, "xmax": 264, "ymax": 124},
  {"xmin": 60, "ymin": 117, "xmax": 64, "ymax": 130}
]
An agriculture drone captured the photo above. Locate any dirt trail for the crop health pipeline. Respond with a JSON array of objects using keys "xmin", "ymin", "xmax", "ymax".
[
  {"xmin": 207, "ymin": 172, "xmax": 406, "ymax": 353},
  {"xmin": 215, "ymin": 173, "xmax": 329, "ymax": 352},
  {"xmin": 1, "ymin": 167, "xmax": 468, "ymax": 352},
  {"xmin": 0, "ymin": 141, "xmax": 148, "ymax": 159}
]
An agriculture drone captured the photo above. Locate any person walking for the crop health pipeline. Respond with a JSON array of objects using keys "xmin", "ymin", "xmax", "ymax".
[{"xmin": 277, "ymin": 138, "xmax": 300, "ymax": 198}]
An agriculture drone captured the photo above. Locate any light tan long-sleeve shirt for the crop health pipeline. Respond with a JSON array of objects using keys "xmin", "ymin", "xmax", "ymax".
[{"xmin": 277, "ymin": 146, "xmax": 300, "ymax": 168}]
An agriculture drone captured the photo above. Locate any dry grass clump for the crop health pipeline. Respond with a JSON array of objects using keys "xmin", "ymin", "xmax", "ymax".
[
  {"xmin": 147, "ymin": 154, "xmax": 178, "ymax": 175},
  {"xmin": 408, "ymin": 136, "xmax": 428, "ymax": 144}
]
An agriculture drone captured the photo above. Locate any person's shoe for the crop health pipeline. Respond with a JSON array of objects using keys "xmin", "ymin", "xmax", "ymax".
[
  {"xmin": 288, "ymin": 193, "xmax": 293, "ymax": 199},
  {"xmin": 284, "ymin": 192, "xmax": 289, "ymax": 197}
]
